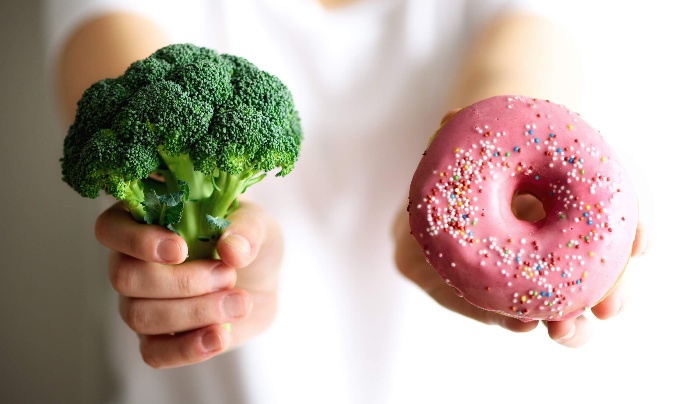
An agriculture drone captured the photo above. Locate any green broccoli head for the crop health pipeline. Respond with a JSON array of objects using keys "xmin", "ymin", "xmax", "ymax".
[{"xmin": 61, "ymin": 43, "xmax": 302, "ymax": 259}]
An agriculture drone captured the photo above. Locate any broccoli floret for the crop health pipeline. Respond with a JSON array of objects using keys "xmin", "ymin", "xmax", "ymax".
[{"xmin": 61, "ymin": 43, "xmax": 302, "ymax": 260}]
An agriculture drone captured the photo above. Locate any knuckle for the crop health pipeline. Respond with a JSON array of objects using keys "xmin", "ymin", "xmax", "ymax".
[
  {"xmin": 123, "ymin": 300, "xmax": 149, "ymax": 333},
  {"xmin": 189, "ymin": 298, "xmax": 212, "ymax": 325},
  {"xmin": 393, "ymin": 239, "xmax": 416, "ymax": 278},
  {"xmin": 128, "ymin": 231, "xmax": 148, "ymax": 259},
  {"xmin": 177, "ymin": 338, "xmax": 194, "ymax": 364},
  {"xmin": 394, "ymin": 250, "xmax": 409, "ymax": 276},
  {"xmin": 94, "ymin": 212, "xmax": 108, "ymax": 244},
  {"xmin": 175, "ymin": 269, "xmax": 196, "ymax": 296},
  {"xmin": 140, "ymin": 336, "xmax": 194, "ymax": 369},
  {"xmin": 94, "ymin": 204, "xmax": 119, "ymax": 243},
  {"xmin": 140, "ymin": 344, "xmax": 161, "ymax": 369},
  {"xmin": 109, "ymin": 259, "xmax": 135, "ymax": 294},
  {"xmin": 395, "ymin": 253, "xmax": 419, "ymax": 283}
]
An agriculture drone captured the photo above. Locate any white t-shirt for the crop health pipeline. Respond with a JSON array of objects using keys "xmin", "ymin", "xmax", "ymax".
[{"xmin": 42, "ymin": 1, "xmax": 567, "ymax": 403}]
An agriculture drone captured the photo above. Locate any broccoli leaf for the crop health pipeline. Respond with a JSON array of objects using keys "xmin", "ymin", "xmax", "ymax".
[
  {"xmin": 206, "ymin": 215, "xmax": 231, "ymax": 231},
  {"xmin": 142, "ymin": 181, "xmax": 189, "ymax": 232}
]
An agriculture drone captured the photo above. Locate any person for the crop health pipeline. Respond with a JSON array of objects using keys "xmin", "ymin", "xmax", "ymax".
[{"xmin": 44, "ymin": 0, "xmax": 648, "ymax": 402}]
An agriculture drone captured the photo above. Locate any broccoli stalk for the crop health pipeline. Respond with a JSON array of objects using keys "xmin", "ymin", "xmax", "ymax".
[{"xmin": 61, "ymin": 44, "xmax": 302, "ymax": 261}]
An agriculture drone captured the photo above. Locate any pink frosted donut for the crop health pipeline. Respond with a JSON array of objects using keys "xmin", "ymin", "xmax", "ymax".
[{"xmin": 408, "ymin": 95, "xmax": 637, "ymax": 321}]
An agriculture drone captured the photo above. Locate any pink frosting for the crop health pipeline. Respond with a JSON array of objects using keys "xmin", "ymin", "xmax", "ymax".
[{"xmin": 408, "ymin": 96, "xmax": 637, "ymax": 321}]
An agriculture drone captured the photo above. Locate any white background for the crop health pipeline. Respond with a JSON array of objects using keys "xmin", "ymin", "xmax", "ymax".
[{"xmin": 1, "ymin": 1, "xmax": 698, "ymax": 402}]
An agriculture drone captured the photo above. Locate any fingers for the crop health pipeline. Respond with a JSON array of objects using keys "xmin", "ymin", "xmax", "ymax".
[
  {"xmin": 108, "ymin": 253, "xmax": 236, "ymax": 298},
  {"xmin": 217, "ymin": 201, "xmax": 283, "ymax": 290},
  {"xmin": 119, "ymin": 290, "xmax": 252, "ymax": 335},
  {"xmin": 395, "ymin": 202, "xmax": 602, "ymax": 345},
  {"xmin": 591, "ymin": 281, "xmax": 626, "ymax": 320},
  {"xmin": 545, "ymin": 281, "xmax": 627, "ymax": 348},
  {"xmin": 545, "ymin": 316, "xmax": 592, "ymax": 348},
  {"xmin": 394, "ymin": 208, "xmax": 538, "ymax": 334},
  {"xmin": 134, "ymin": 290, "xmax": 277, "ymax": 369},
  {"xmin": 98, "ymin": 200, "xmax": 282, "ymax": 368},
  {"xmin": 427, "ymin": 280, "xmax": 539, "ymax": 333},
  {"xmin": 403, "ymin": 257, "xmax": 538, "ymax": 333},
  {"xmin": 95, "ymin": 203, "xmax": 188, "ymax": 264},
  {"xmin": 139, "ymin": 324, "xmax": 231, "ymax": 369},
  {"xmin": 216, "ymin": 202, "xmax": 265, "ymax": 269}
]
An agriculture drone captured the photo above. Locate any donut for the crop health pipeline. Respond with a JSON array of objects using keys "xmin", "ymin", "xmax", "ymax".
[{"xmin": 407, "ymin": 95, "xmax": 637, "ymax": 321}]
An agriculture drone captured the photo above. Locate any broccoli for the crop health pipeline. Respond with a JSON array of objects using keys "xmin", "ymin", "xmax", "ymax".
[{"xmin": 61, "ymin": 44, "xmax": 302, "ymax": 260}]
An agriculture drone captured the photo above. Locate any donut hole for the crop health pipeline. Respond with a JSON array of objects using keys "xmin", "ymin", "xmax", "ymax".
[{"xmin": 511, "ymin": 192, "xmax": 546, "ymax": 223}]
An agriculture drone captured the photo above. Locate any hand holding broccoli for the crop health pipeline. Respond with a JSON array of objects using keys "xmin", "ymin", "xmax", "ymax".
[
  {"xmin": 96, "ymin": 200, "xmax": 282, "ymax": 367},
  {"xmin": 62, "ymin": 44, "xmax": 301, "ymax": 366},
  {"xmin": 61, "ymin": 43, "xmax": 302, "ymax": 260}
]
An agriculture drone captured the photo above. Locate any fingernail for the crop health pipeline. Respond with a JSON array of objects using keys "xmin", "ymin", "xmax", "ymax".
[
  {"xmin": 223, "ymin": 293, "xmax": 249, "ymax": 319},
  {"xmin": 222, "ymin": 233, "xmax": 251, "ymax": 256},
  {"xmin": 211, "ymin": 265, "xmax": 234, "ymax": 291},
  {"xmin": 558, "ymin": 324, "xmax": 576, "ymax": 342},
  {"xmin": 157, "ymin": 239, "xmax": 181, "ymax": 263},
  {"xmin": 201, "ymin": 331, "xmax": 222, "ymax": 353}
]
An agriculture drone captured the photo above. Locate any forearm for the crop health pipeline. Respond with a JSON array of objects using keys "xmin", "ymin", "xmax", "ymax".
[
  {"xmin": 449, "ymin": 11, "xmax": 583, "ymax": 110},
  {"xmin": 56, "ymin": 12, "xmax": 169, "ymax": 127}
]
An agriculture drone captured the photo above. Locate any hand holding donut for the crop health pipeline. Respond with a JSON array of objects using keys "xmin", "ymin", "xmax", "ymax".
[
  {"xmin": 395, "ymin": 96, "xmax": 648, "ymax": 347},
  {"xmin": 95, "ymin": 200, "xmax": 282, "ymax": 368}
]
